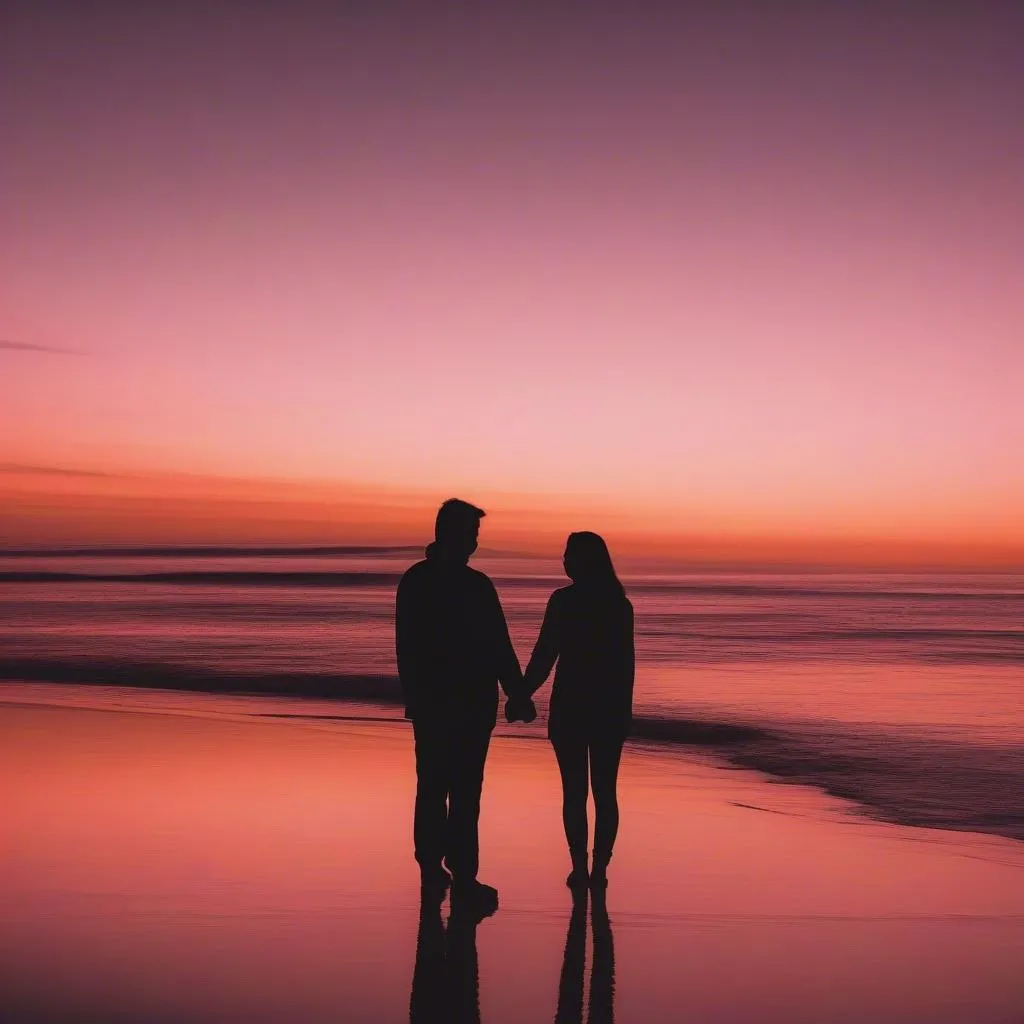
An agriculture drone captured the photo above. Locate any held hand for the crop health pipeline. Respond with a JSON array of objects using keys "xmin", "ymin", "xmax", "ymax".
[{"xmin": 504, "ymin": 695, "xmax": 537, "ymax": 724}]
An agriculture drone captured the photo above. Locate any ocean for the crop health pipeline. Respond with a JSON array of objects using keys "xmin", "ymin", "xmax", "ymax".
[{"xmin": 1, "ymin": 548, "xmax": 1021, "ymax": 841}]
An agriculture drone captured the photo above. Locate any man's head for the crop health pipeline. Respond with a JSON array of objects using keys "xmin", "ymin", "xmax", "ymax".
[{"xmin": 434, "ymin": 498, "xmax": 486, "ymax": 561}]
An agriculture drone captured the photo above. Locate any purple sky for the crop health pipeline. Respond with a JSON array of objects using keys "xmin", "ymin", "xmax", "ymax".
[{"xmin": 2, "ymin": 3, "xmax": 1022, "ymax": 554}]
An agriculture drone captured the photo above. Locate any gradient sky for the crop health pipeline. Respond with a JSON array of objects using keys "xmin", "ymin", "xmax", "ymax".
[{"xmin": 2, "ymin": 4, "xmax": 1022, "ymax": 559}]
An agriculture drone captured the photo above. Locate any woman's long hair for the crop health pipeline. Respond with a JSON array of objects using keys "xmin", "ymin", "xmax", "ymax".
[{"xmin": 564, "ymin": 531, "xmax": 625, "ymax": 598}]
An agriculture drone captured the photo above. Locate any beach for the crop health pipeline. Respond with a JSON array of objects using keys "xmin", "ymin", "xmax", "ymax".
[
  {"xmin": 6, "ymin": 4, "xmax": 1024, "ymax": 1018},
  {"xmin": 2, "ymin": 553, "xmax": 1022, "ymax": 846},
  {"xmin": 2, "ymin": 684, "xmax": 1021, "ymax": 1023}
]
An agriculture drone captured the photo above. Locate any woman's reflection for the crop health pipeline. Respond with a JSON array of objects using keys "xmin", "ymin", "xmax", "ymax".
[
  {"xmin": 588, "ymin": 892, "xmax": 615, "ymax": 1024},
  {"xmin": 555, "ymin": 890, "xmax": 616, "ymax": 1023}
]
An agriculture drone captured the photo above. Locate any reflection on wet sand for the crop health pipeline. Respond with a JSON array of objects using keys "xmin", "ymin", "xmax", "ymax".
[
  {"xmin": 556, "ymin": 890, "xmax": 615, "ymax": 1024},
  {"xmin": 411, "ymin": 888, "xmax": 498, "ymax": 1023},
  {"xmin": 3, "ymin": 698, "xmax": 1022, "ymax": 1022},
  {"xmin": 410, "ymin": 884, "xmax": 617, "ymax": 1024}
]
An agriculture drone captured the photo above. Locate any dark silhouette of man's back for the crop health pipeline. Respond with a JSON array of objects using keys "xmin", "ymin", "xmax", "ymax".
[{"xmin": 396, "ymin": 498, "xmax": 523, "ymax": 902}]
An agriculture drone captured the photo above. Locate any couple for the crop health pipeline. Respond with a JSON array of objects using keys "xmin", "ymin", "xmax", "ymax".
[{"xmin": 395, "ymin": 498, "xmax": 635, "ymax": 910}]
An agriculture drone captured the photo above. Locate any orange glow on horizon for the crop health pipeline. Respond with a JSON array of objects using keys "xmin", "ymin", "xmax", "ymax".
[{"xmin": 2, "ymin": 465, "xmax": 1021, "ymax": 568}]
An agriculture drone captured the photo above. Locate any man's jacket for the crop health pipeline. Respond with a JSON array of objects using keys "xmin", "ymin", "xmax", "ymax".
[{"xmin": 395, "ymin": 543, "xmax": 522, "ymax": 728}]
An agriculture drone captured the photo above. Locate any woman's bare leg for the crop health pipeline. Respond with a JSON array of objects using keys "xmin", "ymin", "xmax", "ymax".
[
  {"xmin": 552, "ymin": 732, "xmax": 590, "ymax": 885},
  {"xmin": 589, "ymin": 735, "xmax": 625, "ymax": 882}
]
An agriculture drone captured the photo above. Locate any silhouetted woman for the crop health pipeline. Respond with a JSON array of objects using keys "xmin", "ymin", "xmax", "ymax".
[{"xmin": 523, "ymin": 532, "xmax": 634, "ymax": 890}]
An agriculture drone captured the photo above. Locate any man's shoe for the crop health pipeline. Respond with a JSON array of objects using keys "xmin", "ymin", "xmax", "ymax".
[{"xmin": 451, "ymin": 878, "xmax": 499, "ymax": 918}]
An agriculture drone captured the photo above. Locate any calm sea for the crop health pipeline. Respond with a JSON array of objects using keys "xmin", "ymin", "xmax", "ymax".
[{"xmin": 1, "ymin": 550, "xmax": 1021, "ymax": 840}]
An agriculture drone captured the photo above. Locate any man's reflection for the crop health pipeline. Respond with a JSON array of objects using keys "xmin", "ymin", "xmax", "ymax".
[
  {"xmin": 410, "ymin": 886, "xmax": 497, "ymax": 1023},
  {"xmin": 555, "ymin": 890, "xmax": 616, "ymax": 1024}
]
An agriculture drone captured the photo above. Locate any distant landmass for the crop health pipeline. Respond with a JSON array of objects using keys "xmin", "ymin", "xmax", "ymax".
[
  {"xmin": 0, "ymin": 544, "xmax": 535, "ymax": 559},
  {"xmin": 0, "ymin": 545, "xmax": 423, "ymax": 557}
]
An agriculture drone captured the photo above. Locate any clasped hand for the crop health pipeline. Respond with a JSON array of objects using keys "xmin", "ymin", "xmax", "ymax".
[{"xmin": 504, "ymin": 694, "xmax": 537, "ymax": 724}]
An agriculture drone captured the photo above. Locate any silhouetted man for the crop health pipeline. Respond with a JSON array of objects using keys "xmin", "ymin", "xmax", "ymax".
[{"xmin": 396, "ymin": 498, "xmax": 525, "ymax": 905}]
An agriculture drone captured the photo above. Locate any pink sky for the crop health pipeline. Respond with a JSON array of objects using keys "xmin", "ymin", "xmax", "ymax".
[{"xmin": 2, "ymin": 5, "xmax": 1022, "ymax": 559}]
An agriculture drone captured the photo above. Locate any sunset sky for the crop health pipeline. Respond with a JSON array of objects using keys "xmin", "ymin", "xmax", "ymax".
[{"xmin": 2, "ymin": 4, "xmax": 1022, "ymax": 562}]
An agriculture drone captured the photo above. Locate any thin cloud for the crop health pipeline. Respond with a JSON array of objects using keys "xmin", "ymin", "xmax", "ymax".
[
  {"xmin": 1, "ymin": 340, "xmax": 84, "ymax": 355},
  {"xmin": 0, "ymin": 463, "xmax": 120, "ymax": 479}
]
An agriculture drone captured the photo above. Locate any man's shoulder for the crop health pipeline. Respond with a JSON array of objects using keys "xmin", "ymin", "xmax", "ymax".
[
  {"xmin": 398, "ymin": 559, "xmax": 431, "ymax": 585},
  {"xmin": 399, "ymin": 560, "xmax": 498, "ymax": 595},
  {"xmin": 466, "ymin": 565, "xmax": 498, "ymax": 590}
]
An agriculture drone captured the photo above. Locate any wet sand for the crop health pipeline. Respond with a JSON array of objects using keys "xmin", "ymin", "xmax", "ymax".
[{"xmin": 1, "ymin": 692, "xmax": 1022, "ymax": 1022}]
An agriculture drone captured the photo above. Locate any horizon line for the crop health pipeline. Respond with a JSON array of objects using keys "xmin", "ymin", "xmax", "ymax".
[{"xmin": 1, "ymin": 543, "xmax": 1021, "ymax": 573}]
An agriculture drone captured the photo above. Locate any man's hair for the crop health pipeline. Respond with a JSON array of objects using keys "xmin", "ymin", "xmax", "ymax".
[{"xmin": 435, "ymin": 497, "xmax": 486, "ymax": 541}]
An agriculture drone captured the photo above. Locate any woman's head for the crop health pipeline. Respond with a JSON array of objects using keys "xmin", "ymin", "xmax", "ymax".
[{"xmin": 563, "ymin": 531, "xmax": 624, "ymax": 593}]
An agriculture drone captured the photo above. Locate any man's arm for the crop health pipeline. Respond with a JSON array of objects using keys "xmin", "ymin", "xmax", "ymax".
[
  {"xmin": 395, "ymin": 573, "xmax": 424, "ymax": 719},
  {"xmin": 488, "ymin": 579, "xmax": 524, "ymax": 700}
]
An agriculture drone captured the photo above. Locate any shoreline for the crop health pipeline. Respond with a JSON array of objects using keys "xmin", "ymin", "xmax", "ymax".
[
  {"xmin": 2, "ymin": 676, "xmax": 1022, "ymax": 845},
  {"xmin": 2, "ymin": 694, "xmax": 1022, "ymax": 1022}
]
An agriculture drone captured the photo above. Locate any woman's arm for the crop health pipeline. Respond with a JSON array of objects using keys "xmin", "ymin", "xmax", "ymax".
[
  {"xmin": 523, "ymin": 592, "xmax": 561, "ymax": 697},
  {"xmin": 621, "ymin": 599, "xmax": 635, "ymax": 729}
]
